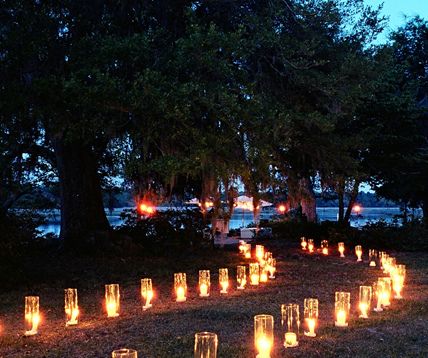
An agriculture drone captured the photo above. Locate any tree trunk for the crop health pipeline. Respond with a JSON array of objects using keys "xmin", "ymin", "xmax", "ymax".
[
  {"xmin": 286, "ymin": 170, "xmax": 300, "ymax": 210},
  {"xmin": 344, "ymin": 180, "xmax": 360, "ymax": 223},
  {"xmin": 337, "ymin": 179, "xmax": 345, "ymax": 223},
  {"xmin": 53, "ymin": 138, "xmax": 110, "ymax": 249},
  {"xmin": 422, "ymin": 197, "xmax": 428, "ymax": 226},
  {"xmin": 299, "ymin": 176, "xmax": 317, "ymax": 222}
]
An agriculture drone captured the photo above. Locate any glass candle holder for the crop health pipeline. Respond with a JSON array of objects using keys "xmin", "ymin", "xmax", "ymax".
[
  {"xmin": 194, "ymin": 332, "xmax": 218, "ymax": 358},
  {"xmin": 321, "ymin": 240, "xmax": 329, "ymax": 255},
  {"xmin": 379, "ymin": 252, "xmax": 388, "ymax": 270},
  {"xmin": 355, "ymin": 245, "xmax": 363, "ymax": 262},
  {"xmin": 199, "ymin": 270, "xmax": 210, "ymax": 297},
  {"xmin": 256, "ymin": 245, "xmax": 265, "ymax": 262},
  {"xmin": 244, "ymin": 243, "xmax": 252, "ymax": 258},
  {"xmin": 303, "ymin": 298, "xmax": 318, "ymax": 337},
  {"xmin": 268, "ymin": 258, "xmax": 276, "ymax": 279},
  {"xmin": 249, "ymin": 263, "xmax": 260, "ymax": 286},
  {"xmin": 65, "ymin": 288, "xmax": 79, "ymax": 326},
  {"xmin": 379, "ymin": 277, "xmax": 392, "ymax": 307},
  {"xmin": 105, "ymin": 284, "xmax": 120, "ymax": 317},
  {"xmin": 359, "ymin": 286, "xmax": 372, "ymax": 318},
  {"xmin": 239, "ymin": 240, "xmax": 246, "ymax": 254},
  {"xmin": 254, "ymin": 314, "xmax": 274, "ymax": 358},
  {"xmin": 24, "ymin": 296, "xmax": 40, "ymax": 336},
  {"xmin": 307, "ymin": 239, "xmax": 314, "ymax": 253},
  {"xmin": 369, "ymin": 249, "xmax": 377, "ymax": 267},
  {"xmin": 141, "ymin": 278, "xmax": 153, "ymax": 310},
  {"xmin": 264, "ymin": 251, "xmax": 272, "ymax": 262},
  {"xmin": 373, "ymin": 280, "xmax": 385, "ymax": 312},
  {"xmin": 236, "ymin": 265, "xmax": 247, "ymax": 290},
  {"xmin": 112, "ymin": 349, "xmax": 138, "ymax": 358},
  {"xmin": 301, "ymin": 237, "xmax": 307, "ymax": 250},
  {"xmin": 334, "ymin": 292, "xmax": 350, "ymax": 327},
  {"xmin": 384, "ymin": 257, "xmax": 396, "ymax": 274},
  {"xmin": 338, "ymin": 242, "xmax": 345, "ymax": 257},
  {"xmin": 219, "ymin": 268, "xmax": 229, "ymax": 294},
  {"xmin": 260, "ymin": 268, "xmax": 268, "ymax": 283},
  {"xmin": 281, "ymin": 304, "xmax": 300, "ymax": 348},
  {"xmin": 392, "ymin": 264, "xmax": 406, "ymax": 299},
  {"xmin": 174, "ymin": 273, "xmax": 187, "ymax": 302}
]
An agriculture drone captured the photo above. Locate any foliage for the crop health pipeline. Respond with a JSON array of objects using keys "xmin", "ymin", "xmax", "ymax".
[
  {"xmin": 267, "ymin": 219, "xmax": 428, "ymax": 251},
  {"xmin": 116, "ymin": 209, "xmax": 210, "ymax": 253}
]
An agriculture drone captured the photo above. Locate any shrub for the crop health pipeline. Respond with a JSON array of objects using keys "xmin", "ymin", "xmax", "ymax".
[{"xmin": 115, "ymin": 208, "xmax": 210, "ymax": 253}]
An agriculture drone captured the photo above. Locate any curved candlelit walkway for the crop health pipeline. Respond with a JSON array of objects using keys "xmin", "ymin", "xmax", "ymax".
[{"xmin": 0, "ymin": 241, "xmax": 427, "ymax": 357}]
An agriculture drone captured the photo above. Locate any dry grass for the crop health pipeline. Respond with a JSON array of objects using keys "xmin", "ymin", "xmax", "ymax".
[{"xmin": 0, "ymin": 240, "xmax": 427, "ymax": 357}]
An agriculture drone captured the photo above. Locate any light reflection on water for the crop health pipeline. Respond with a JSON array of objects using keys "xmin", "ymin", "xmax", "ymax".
[{"xmin": 38, "ymin": 207, "xmax": 420, "ymax": 236}]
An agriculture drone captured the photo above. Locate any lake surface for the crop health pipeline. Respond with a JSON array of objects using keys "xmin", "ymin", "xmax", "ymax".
[{"xmin": 38, "ymin": 207, "xmax": 421, "ymax": 236}]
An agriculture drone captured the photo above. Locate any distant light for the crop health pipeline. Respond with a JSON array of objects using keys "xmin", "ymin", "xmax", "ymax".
[
  {"xmin": 353, "ymin": 204, "xmax": 362, "ymax": 214},
  {"xmin": 278, "ymin": 204, "xmax": 286, "ymax": 213},
  {"xmin": 138, "ymin": 202, "xmax": 156, "ymax": 215}
]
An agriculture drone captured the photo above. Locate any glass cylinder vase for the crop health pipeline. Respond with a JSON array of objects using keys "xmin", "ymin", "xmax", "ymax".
[
  {"xmin": 174, "ymin": 273, "xmax": 187, "ymax": 302},
  {"xmin": 359, "ymin": 286, "xmax": 372, "ymax": 318},
  {"xmin": 194, "ymin": 332, "xmax": 218, "ymax": 358},
  {"xmin": 141, "ymin": 278, "xmax": 153, "ymax": 310},
  {"xmin": 112, "ymin": 349, "xmax": 138, "ymax": 358},
  {"xmin": 105, "ymin": 284, "xmax": 120, "ymax": 317},
  {"xmin": 281, "ymin": 304, "xmax": 300, "ymax": 348},
  {"xmin": 249, "ymin": 263, "xmax": 260, "ymax": 286},
  {"xmin": 303, "ymin": 298, "xmax": 318, "ymax": 337},
  {"xmin": 219, "ymin": 268, "xmax": 229, "ymax": 294},
  {"xmin": 65, "ymin": 288, "xmax": 79, "ymax": 326},
  {"xmin": 236, "ymin": 265, "xmax": 247, "ymax": 290},
  {"xmin": 24, "ymin": 296, "xmax": 40, "ymax": 336},
  {"xmin": 321, "ymin": 240, "xmax": 329, "ymax": 255},
  {"xmin": 199, "ymin": 270, "xmax": 210, "ymax": 297},
  {"xmin": 334, "ymin": 292, "xmax": 350, "ymax": 327},
  {"xmin": 254, "ymin": 314, "xmax": 274, "ymax": 358}
]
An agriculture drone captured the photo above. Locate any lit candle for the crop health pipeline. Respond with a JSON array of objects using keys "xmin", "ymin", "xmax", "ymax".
[
  {"xmin": 194, "ymin": 332, "xmax": 218, "ymax": 358},
  {"xmin": 284, "ymin": 332, "xmax": 298, "ymax": 348},
  {"xmin": 250, "ymin": 263, "xmax": 260, "ymax": 286},
  {"xmin": 321, "ymin": 240, "xmax": 329, "ymax": 255},
  {"xmin": 268, "ymin": 258, "xmax": 276, "ymax": 279},
  {"xmin": 105, "ymin": 284, "xmax": 120, "ymax": 317},
  {"xmin": 308, "ymin": 239, "xmax": 314, "ymax": 253},
  {"xmin": 380, "ymin": 277, "xmax": 392, "ymax": 307},
  {"xmin": 24, "ymin": 296, "xmax": 40, "ymax": 336},
  {"xmin": 369, "ymin": 249, "xmax": 377, "ymax": 267},
  {"xmin": 256, "ymin": 245, "xmax": 265, "ymax": 262},
  {"xmin": 359, "ymin": 286, "xmax": 372, "ymax": 319},
  {"xmin": 392, "ymin": 264, "xmax": 406, "ymax": 299},
  {"xmin": 338, "ymin": 242, "xmax": 345, "ymax": 257},
  {"xmin": 301, "ymin": 237, "xmax": 307, "ymax": 250},
  {"xmin": 141, "ymin": 278, "xmax": 153, "ymax": 310},
  {"xmin": 254, "ymin": 314, "xmax": 274, "ymax": 358},
  {"xmin": 199, "ymin": 270, "xmax": 210, "ymax": 297},
  {"xmin": 174, "ymin": 273, "xmax": 187, "ymax": 302},
  {"xmin": 236, "ymin": 265, "xmax": 247, "ymax": 290},
  {"xmin": 281, "ymin": 303, "xmax": 300, "ymax": 348},
  {"xmin": 245, "ymin": 251, "xmax": 251, "ymax": 259},
  {"xmin": 260, "ymin": 269, "xmax": 268, "ymax": 283},
  {"xmin": 336, "ymin": 310, "xmax": 347, "ymax": 326},
  {"xmin": 373, "ymin": 280, "xmax": 384, "ymax": 312},
  {"xmin": 334, "ymin": 292, "xmax": 350, "ymax": 327},
  {"xmin": 219, "ymin": 268, "xmax": 229, "ymax": 294},
  {"xmin": 65, "ymin": 288, "xmax": 79, "ymax": 326},
  {"xmin": 304, "ymin": 298, "xmax": 318, "ymax": 337},
  {"xmin": 355, "ymin": 245, "xmax": 363, "ymax": 262}
]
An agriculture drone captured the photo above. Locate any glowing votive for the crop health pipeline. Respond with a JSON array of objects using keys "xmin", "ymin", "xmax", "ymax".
[
  {"xmin": 268, "ymin": 259, "xmax": 276, "ymax": 279},
  {"xmin": 338, "ymin": 242, "xmax": 345, "ymax": 257},
  {"xmin": 308, "ymin": 239, "xmax": 314, "ymax": 253},
  {"xmin": 335, "ymin": 310, "xmax": 347, "ymax": 327},
  {"xmin": 301, "ymin": 237, "xmax": 308, "ymax": 250},
  {"xmin": 250, "ymin": 263, "xmax": 260, "ymax": 286},
  {"xmin": 256, "ymin": 245, "xmax": 265, "ymax": 261},
  {"xmin": 254, "ymin": 314, "xmax": 274, "ymax": 358},
  {"xmin": 105, "ymin": 284, "xmax": 120, "ymax": 318},
  {"xmin": 284, "ymin": 332, "xmax": 298, "ymax": 348},
  {"xmin": 24, "ymin": 296, "xmax": 40, "ymax": 336},
  {"xmin": 305, "ymin": 318, "xmax": 316, "ymax": 337},
  {"xmin": 321, "ymin": 240, "xmax": 329, "ymax": 255},
  {"xmin": 65, "ymin": 288, "xmax": 79, "ymax": 326},
  {"xmin": 200, "ymin": 283, "xmax": 208, "ymax": 297},
  {"xmin": 260, "ymin": 270, "xmax": 268, "ymax": 283},
  {"xmin": 237, "ymin": 265, "xmax": 247, "ymax": 290},
  {"xmin": 219, "ymin": 268, "xmax": 229, "ymax": 294},
  {"xmin": 174, "ymin": 273, "xmax": 187, "ymax": 302},
  {"xmin": 355, "ymin": 245, "xmax": 363, "ymax": 262},
  {"xmin": 141, "ymin": 278, "xmax": 153, "ymax": 310},
  {"xmin": 359, "ymin": 285, "xmax": 372, "ymax": 319}
]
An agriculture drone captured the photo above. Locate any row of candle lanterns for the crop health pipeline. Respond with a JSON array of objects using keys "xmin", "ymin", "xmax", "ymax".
[
  {"xmin": 301, "ymin": 237, "xmax": 363, "ymax": 261},
  {"xmin": 22, "ymin": 242, "xmax": 277, "ymax": 337}
]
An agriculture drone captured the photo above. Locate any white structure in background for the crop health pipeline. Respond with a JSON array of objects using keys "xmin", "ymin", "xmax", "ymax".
[{"xmin": 235, "ymin": 195, "xmax": 272, "ymax": 227}]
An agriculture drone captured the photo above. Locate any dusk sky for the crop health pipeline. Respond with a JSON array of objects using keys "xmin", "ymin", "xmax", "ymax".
[{"xmin": 367, "ymin": 0, "xmax": 428, "ymax": 42}]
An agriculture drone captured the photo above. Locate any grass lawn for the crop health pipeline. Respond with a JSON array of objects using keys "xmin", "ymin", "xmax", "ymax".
[{"xmin": 0, "ymin": 240, "xmax": 427, "ymax": 357}]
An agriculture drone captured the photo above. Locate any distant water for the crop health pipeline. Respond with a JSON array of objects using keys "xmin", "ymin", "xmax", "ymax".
[{"xmin": 38, "ymin": 207, "xmax": 422, "ymax": 236}]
